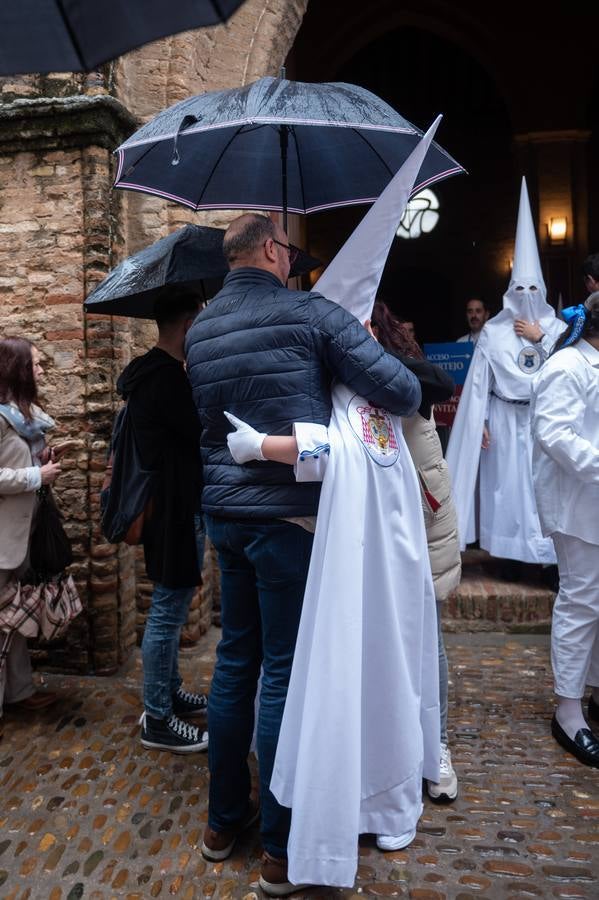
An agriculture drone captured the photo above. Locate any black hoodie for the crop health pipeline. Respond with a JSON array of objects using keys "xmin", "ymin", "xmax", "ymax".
[{"xmin": 117, "ymin": 347, "xmax": 202, "ymax": 589}]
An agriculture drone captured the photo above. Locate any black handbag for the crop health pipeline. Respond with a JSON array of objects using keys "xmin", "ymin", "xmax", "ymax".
[{"xmin": 29, "ymin": 486, "xmax": 73, "ymax": 577}]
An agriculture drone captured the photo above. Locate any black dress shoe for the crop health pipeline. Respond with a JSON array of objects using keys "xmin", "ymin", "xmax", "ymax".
[
  {"xmin": 588, "ymin": 694, "xmax": 599, "ymax": 722},
  {"xmin": 551, "ymin": 715, "xmax": 599, "ymax": 768}
]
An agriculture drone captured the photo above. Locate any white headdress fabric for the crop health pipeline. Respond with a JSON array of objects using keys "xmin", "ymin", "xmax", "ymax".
[
  {"xmin": 478, "ymin": 176, "xmax": 564, "ymax": 398},
  {"xmin": 314, "ymin": 117, "xmax": 442, "ymax": 321}
]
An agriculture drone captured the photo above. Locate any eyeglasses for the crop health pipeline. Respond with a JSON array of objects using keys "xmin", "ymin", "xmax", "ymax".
[{"xmin": 270, "ymin": 238, "xmax": 300, "ymax": 267}]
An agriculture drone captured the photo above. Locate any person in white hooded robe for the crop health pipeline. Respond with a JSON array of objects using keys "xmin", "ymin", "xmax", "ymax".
[
  {"xmin": 224, "ymin": 121, "xmax": 463, "ymax": 890},
  {"xmin": 446, "ymin": 177, "xmax": 565, "ymax": 563}
]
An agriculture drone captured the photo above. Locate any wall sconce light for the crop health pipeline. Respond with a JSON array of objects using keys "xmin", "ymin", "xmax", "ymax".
[{"xmin": 548, "ymin": 216, "xmax": 567, "ymax": 244}]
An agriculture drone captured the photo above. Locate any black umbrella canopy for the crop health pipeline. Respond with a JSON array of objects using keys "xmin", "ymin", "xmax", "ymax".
[
  {"xmin": 84, "ymin": 224, "xmax": 322, "ymax": 319},
  {"xmin": 0, "ymin": 0, "xmax": 247, "ymax": 76},
  {"xmin": 114, "ymin": 76, "xmax": 465, "ymax": 221}
]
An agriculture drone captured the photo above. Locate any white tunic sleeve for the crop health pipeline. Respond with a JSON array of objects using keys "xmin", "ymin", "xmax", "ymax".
[
  {"xmin": 540, "ymin": 333, "xmax": 554, "ymax": 359},
  {"xmin": 532, "ymin": 366, "xmax": 599, "ymax": 483},
  {"xmin": 293, "ymin": 422, "xmax": 330, "ymax": 482}
]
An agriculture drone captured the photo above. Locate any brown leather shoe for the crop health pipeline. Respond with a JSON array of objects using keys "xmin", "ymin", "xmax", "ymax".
[
  {"xmin": 5, "ymin": 691, "xmax": 58, "ymax": 711},
  {"xmin": 259, "ymin": 852, "xmax": 308, "ymax": 897},
  {"xmin": 201, "ymin": 797, "xmax": 260, "ymax": 861}
]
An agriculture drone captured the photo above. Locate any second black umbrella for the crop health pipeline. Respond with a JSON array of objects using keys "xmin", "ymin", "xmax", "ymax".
[{"xmin": 84, "ymin": 224, "xmax": 321, "ymax": 319}]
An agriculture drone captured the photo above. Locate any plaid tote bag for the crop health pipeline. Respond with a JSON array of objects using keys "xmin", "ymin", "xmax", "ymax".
[{"xmin": 0, "ymin": 579, "xmax": 43, "ymax": 640}]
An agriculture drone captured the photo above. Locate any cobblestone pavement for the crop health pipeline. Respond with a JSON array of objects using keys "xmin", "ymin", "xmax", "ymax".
[{"xmin": 0, "ymin": 631, "xmax": 597, "ymax": 900}]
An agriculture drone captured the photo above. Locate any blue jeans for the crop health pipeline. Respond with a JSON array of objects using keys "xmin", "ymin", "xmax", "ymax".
[
  {"xmin": 142, "ymin": 516, "xmax": 205, "ymax": 719},
  {"xmin": 205, "ymin": 515, "xmax": 313, "ymax": 859}
]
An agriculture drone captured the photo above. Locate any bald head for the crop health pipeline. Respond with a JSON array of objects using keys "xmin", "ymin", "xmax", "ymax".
[{"xmin": 223, "ymin": 213, "xmax": 291, "ymax": 284}]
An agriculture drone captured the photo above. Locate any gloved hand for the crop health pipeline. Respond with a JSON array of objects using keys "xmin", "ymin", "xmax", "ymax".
[{"xmin": 224, "ymin": 411, "xmax": 267, "ymax": 463}]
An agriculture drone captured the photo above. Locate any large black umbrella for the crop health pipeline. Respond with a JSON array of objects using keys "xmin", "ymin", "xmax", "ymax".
[
  {"xmin": 83, "ymin": 224, "xmax": 322, "ymax": 318},
  {"xmin": 114, "ymin": 75, "xmax": 464, "ymax": 231},
  {"xmin": 0, "ymin": 0, "xmax": 247, "ymax": 76}
]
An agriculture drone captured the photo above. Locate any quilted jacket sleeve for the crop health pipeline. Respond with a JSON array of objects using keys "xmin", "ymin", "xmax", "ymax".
[{"xmin": 310, "ymin": 295, "xmax": 422, "ymax": 416}]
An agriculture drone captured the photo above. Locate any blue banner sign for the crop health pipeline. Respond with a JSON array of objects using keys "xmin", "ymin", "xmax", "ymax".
[{"xmin": 422, "ymin": 341, "xmax": 474, "ymax": 387}]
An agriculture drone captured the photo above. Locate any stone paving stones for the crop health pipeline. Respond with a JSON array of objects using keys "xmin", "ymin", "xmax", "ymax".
[{"xmin": 0, "ymin": 631, "xmax": 597, "ymax": 898}]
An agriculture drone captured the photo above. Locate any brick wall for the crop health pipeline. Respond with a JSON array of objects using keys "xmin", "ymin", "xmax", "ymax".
[{"xmin": 0, "ymin": 0, "xmax": 308, "ymax": 674}]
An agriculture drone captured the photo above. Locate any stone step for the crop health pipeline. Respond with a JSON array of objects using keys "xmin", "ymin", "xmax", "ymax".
[{"xmin": 442, "ymin": 550, "xmax": 556, "ymax": 633}]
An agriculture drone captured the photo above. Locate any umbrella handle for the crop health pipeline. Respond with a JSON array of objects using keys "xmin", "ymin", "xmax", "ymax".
[{"xmin": 172, "ymin": 115, "xmax": 200, "ymax": 166}]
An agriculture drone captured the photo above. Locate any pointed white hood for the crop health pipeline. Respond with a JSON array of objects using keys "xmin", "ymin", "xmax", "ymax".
[
  {"xmin": 502, "ymin": 177, "xmax": 553, "ymax": 323},
  {"xmin": 314, "ymin": 117, "xmax": 442, "ymax": 321},
  {"xmin": 477, "ymin": 176, "xmax": 564, "ymax": 399}
]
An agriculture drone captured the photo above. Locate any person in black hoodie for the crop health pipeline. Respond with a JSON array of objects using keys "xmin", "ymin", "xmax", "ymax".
[{"xmin": 117, "ymin": 292, "xmax": 208, "ymax": 754}]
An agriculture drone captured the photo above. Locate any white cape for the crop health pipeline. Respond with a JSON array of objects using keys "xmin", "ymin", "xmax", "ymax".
[{"xmin": 270, "ymin": 382, "xmax": 440, "ymax": 887}]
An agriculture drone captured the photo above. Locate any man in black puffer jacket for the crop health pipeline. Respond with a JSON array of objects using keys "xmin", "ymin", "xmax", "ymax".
[{"xmin": 186, "ymin": 213, "xmax": 421, "ymax": 892}]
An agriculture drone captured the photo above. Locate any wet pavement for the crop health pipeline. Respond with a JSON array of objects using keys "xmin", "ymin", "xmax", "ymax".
[{"xmin": 0, "ymin": 630, "xmax": 597, "ymax": 900}]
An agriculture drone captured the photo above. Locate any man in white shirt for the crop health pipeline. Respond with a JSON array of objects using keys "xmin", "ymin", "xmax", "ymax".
[{"xmin": 457, "ymin": 297, "xmax": 489, "ymax": 344}]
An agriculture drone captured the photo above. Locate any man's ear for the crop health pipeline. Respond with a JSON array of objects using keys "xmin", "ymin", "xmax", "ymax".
[{"xmin": 264, "ymin": 238, "xmax": 278, "ymax": 264}]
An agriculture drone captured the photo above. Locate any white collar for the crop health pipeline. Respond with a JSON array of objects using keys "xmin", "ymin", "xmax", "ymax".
[{"xmin": 577, "ymin": 339, "xmax": 599, "ymax": 368}]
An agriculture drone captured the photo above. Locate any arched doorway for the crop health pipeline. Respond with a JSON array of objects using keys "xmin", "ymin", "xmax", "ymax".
[{"xmin": 290, "ymin": 19, "xmax": 516, "ymax": 341}]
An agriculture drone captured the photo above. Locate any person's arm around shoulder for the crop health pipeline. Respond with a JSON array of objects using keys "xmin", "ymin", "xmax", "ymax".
[
  {"xmin": 532, "ymin": 356, "xmax": 599, "ymax": 482},
  {"xmin": 310, "ymin": 295, "xmax": 421, "ymax": 416},
  {"xmin": 225, "ymin": 413, "xmax": 330, "ymax": 482}
]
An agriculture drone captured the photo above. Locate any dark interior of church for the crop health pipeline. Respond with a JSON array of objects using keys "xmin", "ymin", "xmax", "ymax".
[{"xmin": 288, "ymin": 1, "xmax": 599, "ymax": 343}]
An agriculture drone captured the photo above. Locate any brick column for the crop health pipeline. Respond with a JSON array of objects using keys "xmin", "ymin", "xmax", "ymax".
[{"xmin": 0, "ymin": 96, "xmax": 138, "ymax": 674}]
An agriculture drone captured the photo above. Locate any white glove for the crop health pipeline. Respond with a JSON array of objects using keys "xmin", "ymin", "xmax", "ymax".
[{"xmin": 224, "ymin": 411, "xmax": 267, "ymax": 464}]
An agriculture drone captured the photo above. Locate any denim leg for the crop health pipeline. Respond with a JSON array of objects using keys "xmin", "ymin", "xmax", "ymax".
[
  {"xmin": 436, "ymin": 601, "xmax": 449, "ymax": 745},
  {"xmin": 206, "ymin": 516, "xmax": 262, "ymax": 832},
  {"xmin": 195, "ymin": 513, "xmax": 206, "ymax": 574},
  {"xmin": 246, "ymin": 522, "xmax": 314, "ymax": 859},
  {"xmin": 168, "ymin": 516, "xmax": 206, "ymax": 696},
  {"xmin": 142, "ymin": 583, "xmax": 194, "ymax": 719}
]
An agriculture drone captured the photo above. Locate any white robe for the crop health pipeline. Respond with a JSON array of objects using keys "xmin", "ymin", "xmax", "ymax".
[
  {"xmin": 270, "ymin": 382, "xmax": 440, "ymax": 888},
  {"xmin": 446, "ymin": 294, "xmax": 565, "ymax": 563},
  {"xmin": 447, "ymin": 176, "xmax": 568, "ymax": 562}
]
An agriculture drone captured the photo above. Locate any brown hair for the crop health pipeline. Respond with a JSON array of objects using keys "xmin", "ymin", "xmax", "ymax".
[
  {"xmin": 371, "ymin": 299, "xmax": 423, "ymax": 359},
  {"xmin": 0, "ymin": 337, "xmax": 39, "ymax": 420}
]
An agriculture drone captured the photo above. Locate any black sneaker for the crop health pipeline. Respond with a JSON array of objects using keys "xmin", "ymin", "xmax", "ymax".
[
  {"xmin": 139, "ymin": 712, "xmax": 208, "ymax": 753},
  {"xmin": 172, "ymin": 687, "xmax": 208, "ymax": 718}
]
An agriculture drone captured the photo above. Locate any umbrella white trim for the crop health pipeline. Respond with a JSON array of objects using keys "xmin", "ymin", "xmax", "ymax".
[{"xmin": 114, "ymin": 165, "xmax": 464, "ymax": 214}]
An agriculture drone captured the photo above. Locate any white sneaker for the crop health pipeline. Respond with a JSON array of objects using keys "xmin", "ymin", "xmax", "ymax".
[
  {"xmin": 427, "ymin": 742, "xmax": 458, "ymax": 803},
  {"xmin": 376, "ymin": 828, "xmax": 416, "ymax": 852}
]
